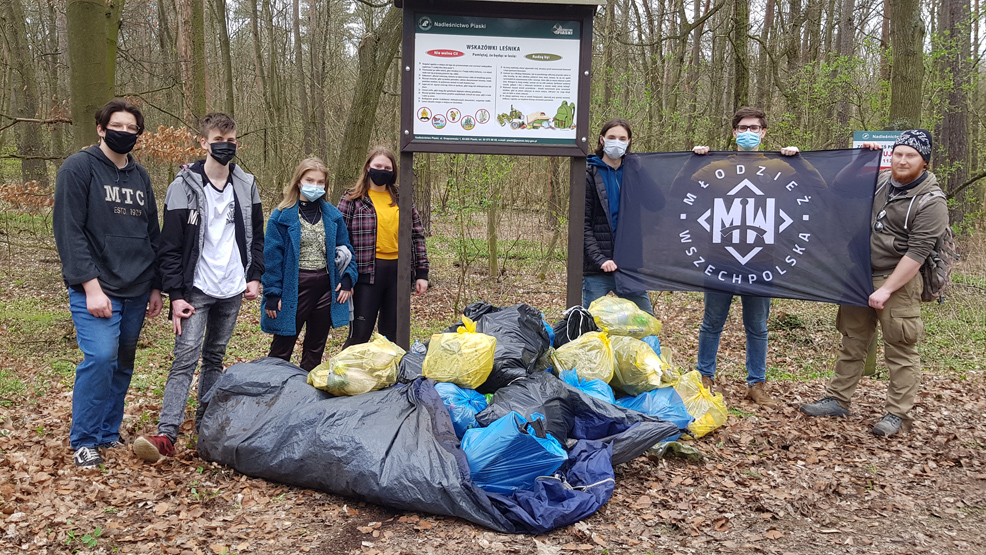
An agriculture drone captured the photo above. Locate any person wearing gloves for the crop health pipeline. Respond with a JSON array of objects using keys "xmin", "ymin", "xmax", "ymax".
[
  {"xmin": 133, "ymin": 112, "xmax": 264, "ymax": 463},
  {"xmin": 53, "ymin": 99, "xmax": 163, "ymax": 469},
  {"xmin": 338, "ymin": 146, "xmax": 429, "ymax": 347},
  {"xmin": 261, "ymin": 158, "xmax": 358, "ymax": 370},
  {"xmin": 582, "ymin": 118, "xmax": 654, "ymax": 314}
]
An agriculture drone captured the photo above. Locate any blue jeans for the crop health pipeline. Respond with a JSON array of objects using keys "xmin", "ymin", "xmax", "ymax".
[
  {"xmin": 696, "ymin": 291, "xmax": 770, "ymax": 385},
  {"xmin": 158, "ymin": 289, "xmax": 241, "ymax": 441},
  {"xmin": 68, "ymin": 288, "xmax": 149, "ymax": 449},
  {"xmin": 581, "ymin": 273, "xmax": 654, "ymax": 315}
]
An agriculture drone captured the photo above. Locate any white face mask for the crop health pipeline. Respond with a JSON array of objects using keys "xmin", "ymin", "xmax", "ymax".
[{"xmin": 603, "ymin": 139, "xmax": 628, "ymax": 159}]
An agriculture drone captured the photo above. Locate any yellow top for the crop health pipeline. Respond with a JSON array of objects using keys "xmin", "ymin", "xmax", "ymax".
[{"xmin": 369, "ymin": 188, "xmax": 399, "ymax": 259}]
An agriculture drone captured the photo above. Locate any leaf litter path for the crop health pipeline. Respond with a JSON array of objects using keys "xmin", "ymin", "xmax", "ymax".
[{"xmin": 2, "ymin": 367, "xmax": 984, "ymax": 554}]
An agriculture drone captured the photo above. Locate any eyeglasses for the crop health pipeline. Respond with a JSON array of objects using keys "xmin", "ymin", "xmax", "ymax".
[
  {"xmin": 107, "ymin": 122, "xmax": 140, "ymax": 134},
  {"xmin": 873, "ymin": 209, "xmax": 886, "ymax": 232},
  {"xmin": 736, "ymin": 125, "xmax": 763, "ymax": 132}
]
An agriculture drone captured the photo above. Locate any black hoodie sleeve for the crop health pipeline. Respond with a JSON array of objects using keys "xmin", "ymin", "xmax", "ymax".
[
  {"xmin": 247, "ymin": 177, "xmax": 265, "ymax": 282},
  {"xmin": 53, "ymin": 154, "xmax": 101, "ymax": 287},
  {"xmin": 158, "ymin": 175, "xmax": 191, "ymax": 301},
  {"xmin": 140, "ymin": 166, "xmax": 163, "ymax": 291}
]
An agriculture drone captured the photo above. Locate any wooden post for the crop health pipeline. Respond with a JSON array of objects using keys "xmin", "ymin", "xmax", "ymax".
[
  {"xmin": 568, "ymin": 156, "xmax": 586, "ymax": 308},
  {"xmin": 397, "ymin": 150, "xmax": 415, "ymax": 349}
]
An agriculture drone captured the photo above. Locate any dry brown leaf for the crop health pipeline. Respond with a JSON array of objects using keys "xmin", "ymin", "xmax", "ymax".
[
  {"xmin": 209, "ymin": 544, "xmax": 227, "ymax": 554},
  {"xmin": 764, "ymin": 530, "xmax": 783, "ymax": 540}
]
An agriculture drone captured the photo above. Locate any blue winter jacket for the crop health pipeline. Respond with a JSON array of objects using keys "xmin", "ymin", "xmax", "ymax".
[{"xmin": 261, "ymin": 200, "xmax": 358, "ymax": 334}]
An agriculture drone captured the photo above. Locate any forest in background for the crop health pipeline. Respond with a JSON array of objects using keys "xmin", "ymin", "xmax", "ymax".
[{"xmin": 1, "ymin": 0, "xmax": 985, "ymax": 241}]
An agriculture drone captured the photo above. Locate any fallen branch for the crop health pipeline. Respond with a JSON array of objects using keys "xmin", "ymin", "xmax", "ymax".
[{"xmin": 0, "ymin": 115, "xmax": 72, "ymax": 133}]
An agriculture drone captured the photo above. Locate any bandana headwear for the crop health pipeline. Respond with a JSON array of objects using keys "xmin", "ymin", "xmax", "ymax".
[{"xmin": 893, "ymin": 129, "xmax": 932, "ymax": 163}]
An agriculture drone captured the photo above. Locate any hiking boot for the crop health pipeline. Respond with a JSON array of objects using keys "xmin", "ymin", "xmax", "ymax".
[
  {"xmin": 745, "ymin": 382, "xmax": 777, "ymax": 406},
  {"xmin": 701, "ymin": 375, "xmax": 715, "ymax": 392},
  {"xmin": 872, "ymin": 414, "xmax": 903, "ymax": 437},
  {"xmin": 133, "ymin": 434, "xmax": 175, "ymax": 463},
  {"xmin": 799, "ymin": 397, "xmax": 850, "ymax": 417},
  {"xmin": 73, "ymin": 446, "xmax": 103, "ymax": 468}
]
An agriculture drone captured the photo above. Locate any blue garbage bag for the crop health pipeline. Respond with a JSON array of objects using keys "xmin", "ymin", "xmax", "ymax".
[
  {"xmin": 461, "ymin": 412, "xmax": 568, "ymax": 494},
  {"xmin": 641, "ymin": 335, "xmax": 661, "ymax": 356},
  {"xmin": 615, "ymin": 387, "xmax": 693, "ymax": 438},
  {"xmin": 434, "ymin": 382, "xmax": 488, "ymax": 438},
  {"xmin": 560, "ymin": 369, "xmax": 616, "ymax": 404}
]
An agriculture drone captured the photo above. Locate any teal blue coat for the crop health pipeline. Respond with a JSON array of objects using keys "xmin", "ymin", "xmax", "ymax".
[{"xmin": 260, "ymin": 200, "xmax": 358, "ymax": 334}]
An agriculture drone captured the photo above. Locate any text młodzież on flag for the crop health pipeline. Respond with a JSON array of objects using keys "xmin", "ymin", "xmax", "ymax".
[{"xmin": 613, "ymin": 149, "xmax": 880, "ymax": 306}]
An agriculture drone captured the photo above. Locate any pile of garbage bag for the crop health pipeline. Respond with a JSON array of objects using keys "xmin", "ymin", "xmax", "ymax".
[{"xmin": 197, "ymin": 299, "xmax": 728, "ymax": 534}]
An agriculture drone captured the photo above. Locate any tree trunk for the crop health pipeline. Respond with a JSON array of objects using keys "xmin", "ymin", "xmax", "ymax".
[
  {"xmin": 294, "ymin": 0, "xmax": 312, "ymax": 155},
  {"xmin": 732, "ymin": 0, "xmax": 750, "ymax": 111},
  {"xmin": 888, "ymin": 0, "xmax": 925, "ymax": 129},
  {"xmin": 1, "ymin": 0, "xmax": 48, "ymax": 185},
  {"xmin": 937, "ymin": 0, "xmax": 973, "ymax": 222},
  {"xmin": 213, "ymin": 0, "xmax": 234, "ymax": 116},
  {"xmin": 67, "ymin": 0, "xmax": 110, "ymax": 150},
  {"xmin": 331, "ymin": 6, "xmax": 402, "ymax": 201},
  {"xmin": 106, "ymin": 0, "xmax": 124, "ymax": 95},
  {"xmin": 880, "ymin": 0, "xmax": 891, "ymax": 83}
]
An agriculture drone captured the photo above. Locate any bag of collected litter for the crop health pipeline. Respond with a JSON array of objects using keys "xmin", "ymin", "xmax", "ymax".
[
  {"xmin": 674, "ymin": 371, "xmax": 728, "ymax": 438},
  {"xmin": 422, "ymin": 317, "xmax": 497, "ymax": 389},
  {"xmin": 551, "ymin": 306, "xmax": 597, "ymax": 348},
  {"xmin": 472, "ymin": 304, "xmax": 552, "ymax": 394},
  {"xmin": 641, "ymin": 335, "xmax": 661, "ymax": 356},
  {"xmin": 397, "ymin": 341, "xmax": 428, "ymax": 384},
  {"xmin": 461, "ymin": 412, "xmax": 568, "ymax": 494},
  {"xmin": 559, "ymin": 369, "xmax": 616, "ymax": 404},
  {"xmin": 587, "ymin": 297, "xmax": 662, "ymax": 338},
  {"xmin": 478, "ymin": 372, "xmax": 681, "ymax": 465},
  {"xmin": 435, "ymin": 382, "xmax": 488, "ymax": 438},
  {"xmin": 615, "ymin": 387, "xmax": 693, "ymax": 434},
  {"xmin": 308, "ymin": 333, "xmax": 404, "ymax": 395},
  {"xmin": 550, "ymin": 331, "xmax": 615, "ymax": 383},
  {"xmin": 610, "ymin": 336, "xmax": 680, "ymax": 395}
]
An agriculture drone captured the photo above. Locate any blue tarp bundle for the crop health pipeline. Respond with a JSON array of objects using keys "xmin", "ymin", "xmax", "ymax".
[{"xmin": 198, "ymin": 357, "xmax": 679, "ymax": 533}]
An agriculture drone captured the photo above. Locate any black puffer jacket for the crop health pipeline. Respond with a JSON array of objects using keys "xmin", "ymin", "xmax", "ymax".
[{"xmin": 583, "ymin": 158, "xmax": 615, "ymax": 275}]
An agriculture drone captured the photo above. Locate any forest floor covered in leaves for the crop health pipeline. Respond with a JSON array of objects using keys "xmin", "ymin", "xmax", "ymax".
[{"xmin": 1, "ymin": 210, "xmax": 985, "ymax": 554}]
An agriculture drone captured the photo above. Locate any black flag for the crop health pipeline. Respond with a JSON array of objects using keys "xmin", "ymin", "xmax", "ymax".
[{"xmin": 613, "ymin": 149, "xmax": 880, "ymax": 306}]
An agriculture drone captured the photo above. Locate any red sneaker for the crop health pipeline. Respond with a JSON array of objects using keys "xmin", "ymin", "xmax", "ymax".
[{"xmin": 133, "ymin": 434, "xmax": 175, "ymax": 463}]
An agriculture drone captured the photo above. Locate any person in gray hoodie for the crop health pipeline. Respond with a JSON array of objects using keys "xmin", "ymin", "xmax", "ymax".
[
  {"xmin": 54, "ymin": 99, "xmax": 163, "ymax": 469},
  {"xmin": 133, "ymin": 113, "xmax": 264, "ymax": 463}
]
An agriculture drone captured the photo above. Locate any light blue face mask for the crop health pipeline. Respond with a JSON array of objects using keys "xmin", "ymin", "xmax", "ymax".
[
  {"xmin": 736, "ymin": 131, "xmax": 762, "ymax": 151},
  {"xmin": 603, "ymin": 139, "xmax": 628, "ymax": 159},
  {"xmin": 301, "ymin": 184, "xmax": 325, "ymax": 201}
]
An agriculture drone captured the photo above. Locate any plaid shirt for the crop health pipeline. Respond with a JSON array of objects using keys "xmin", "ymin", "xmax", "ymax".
[{"xmin": 337, "ymin": 193, "xmax": 429, "ymax": 285}]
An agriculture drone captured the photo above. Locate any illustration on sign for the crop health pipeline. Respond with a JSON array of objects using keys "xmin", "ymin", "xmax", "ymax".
[{"xmin": 413, "ymin": 14, "xmax": 581, "ymax": 145}]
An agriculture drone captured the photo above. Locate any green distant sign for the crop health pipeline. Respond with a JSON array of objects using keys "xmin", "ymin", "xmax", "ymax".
[{"xmin": 852, "ymin": 131, "xmax": 901, "ymax": 169}]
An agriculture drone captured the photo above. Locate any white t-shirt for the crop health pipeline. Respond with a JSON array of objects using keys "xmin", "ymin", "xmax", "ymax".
[{"xmin": 193, "ymin": 179, "xmax": 246, "ymax": 298}]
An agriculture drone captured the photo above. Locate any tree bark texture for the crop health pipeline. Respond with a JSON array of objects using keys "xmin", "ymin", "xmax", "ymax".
[
  {"xmin": 888, "ymin": 0, "xmax": 925, "ymax": 129},
  {"xmin": 1, "ymin": 0, "xmax": 48, "ymax": 185},
  {"xmin": 66, "ymin": 0, "xmax": 109, "ymax": 150}
]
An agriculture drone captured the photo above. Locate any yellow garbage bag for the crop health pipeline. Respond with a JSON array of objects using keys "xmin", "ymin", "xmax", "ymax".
[
  {"xmin": 674, "ymin": 370, "xmax": 728, "ymax": 438},
  {"xmin": 587, "ymin": 296, "xmax": 662, "ymax": 338},
  {"xmin": 610, "ymin": 336, "xmax": 679, "ymax": 395},
  {"xmin": 551, "ymin": 331, "xmax": 615, "ymax": 383},
  {"xmin": 422, "ymin": 317, "xmax": 497, "ymax": 389},
  {"xmin": 308, "ymin": 333, "xmax": 405, "ymax": 396}
]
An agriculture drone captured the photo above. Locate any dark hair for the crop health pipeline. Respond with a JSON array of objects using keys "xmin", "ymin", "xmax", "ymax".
[
  {"xmin": 345, "ymin": 146, "xmax": 399, "ymax": 205},
  {"xmin": 94, "ymin": 99, "xmax": 145, "ymax": 134},
  {"xmin": 732, "ymin": 107, "xmax": 767, "ymax": 129},
  {"xmin": 595, "ymin": 118, "xmax": 633, "ymax": 157},
  {"xmin": 199, "ymin": 113, "xmax": 237, "ymax": 138}
]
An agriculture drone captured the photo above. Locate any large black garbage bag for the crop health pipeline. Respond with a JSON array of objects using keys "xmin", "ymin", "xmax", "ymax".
[
  {"xmin": 197, "ymin": 358, "xmax": 670, "ymax": 534},
  {"xmin": 477, "ymin": 372, "xmax": 680, "ymax": 465},
  {"xmin": 473, "ymin": 304, "xmax": 552, "ymax": 394}
]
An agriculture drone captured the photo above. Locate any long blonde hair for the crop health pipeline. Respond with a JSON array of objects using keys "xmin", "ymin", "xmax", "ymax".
[
  {"xmin": 278, "ymin": 157, "xmax": 329, "ymax": 211},
  {"xmin": 343, "ymin": 146, "xmax": 398, "ymax": 206}
]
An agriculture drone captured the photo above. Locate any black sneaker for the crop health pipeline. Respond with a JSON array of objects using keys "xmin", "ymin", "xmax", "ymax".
[
  {"xmin": 97, "ymin": 440, "xmax": 124, "ymax": 451},
  {"xmin": 799, "ymin": 397, "xmax": 850, "ymax": 417},
  {"xmin": 872, "ymin": 414, "xmax": 903, "ymax": 436},
  {"xmin": 73, "ymin": 446, "xmax": 103, "ymax": 468}
]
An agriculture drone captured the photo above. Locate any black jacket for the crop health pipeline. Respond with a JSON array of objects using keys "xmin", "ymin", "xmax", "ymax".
[
  {"xmin": 53, "ymin": 146, "xmax": 161, "ymax": 297},
  {"xmin": 583, "ymin": 160, "xmax": 615, "ymax": 275},
  {"xmin": 158, "ymin": 161, "xmax": 264, "ymax": 301}
]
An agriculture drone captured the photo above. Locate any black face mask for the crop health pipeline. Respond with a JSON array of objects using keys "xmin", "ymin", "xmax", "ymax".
[
  {"xmin": 368, "ymin": 168, "xmax": 396, "ymax": 187},
  {"xmin": 104, "ymin": 129, "xmax": 138, "ymax": 155},
  {"xmin": 209, "ymin": 142, "xmax": 237, "ymax": 166}
]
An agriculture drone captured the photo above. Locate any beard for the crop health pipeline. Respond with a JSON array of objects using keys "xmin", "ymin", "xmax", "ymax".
[{"xmin": 891, "ymin": 163, "xmax": 924, "ymax": 185}]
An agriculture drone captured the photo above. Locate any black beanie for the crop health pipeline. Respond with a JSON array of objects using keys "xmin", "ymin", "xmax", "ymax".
[{"xmin": 893, "ymin": 129, "xmax": 932, "ymax": 163}]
